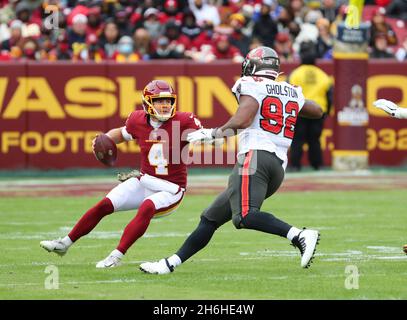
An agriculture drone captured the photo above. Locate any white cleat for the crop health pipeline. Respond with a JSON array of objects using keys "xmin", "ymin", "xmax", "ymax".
[
  {"xmin": 139, "ymin": 258, "xmax": 174, "ymax": 275},
  {"xmin": 40, "ymin": 238, "xmax": 69, "ymax": 256},
  {"xmin": 96, "ymin": 254, "xmax": 122, "ymax": 268},
  {"xmin": 291, "ymin": 229, "xmax": 320, "ymax": 268}
]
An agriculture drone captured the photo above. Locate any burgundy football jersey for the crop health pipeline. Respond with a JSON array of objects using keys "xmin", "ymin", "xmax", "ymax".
[{"xmin": 125, "ymin": 110, "xmax": 202, "ymax": 188}]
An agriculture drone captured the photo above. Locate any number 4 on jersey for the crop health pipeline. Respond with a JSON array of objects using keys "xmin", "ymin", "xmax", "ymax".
[
  {"xmin": 148, "ymin": 143, "xmax": 168, "ymax": 175},
  {"xmin": 259, "ymin": 97, "xmax": 299, "ymax": 139}
]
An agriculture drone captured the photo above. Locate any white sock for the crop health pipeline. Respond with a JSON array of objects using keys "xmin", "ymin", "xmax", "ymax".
[
  {"xmin": 287, "ymin": 227, "xmax": 302, "ymax": 241},
  {"xmin": 61, "ymin": 236, "xmax": 73, "ymax": 247},
  {"xmin": 111, "ymin": 249, "xmax": 124, "ymax": 259},
  {"xmin": 167, "ymin": 254, "xmax": 182, "ymax": 267}
]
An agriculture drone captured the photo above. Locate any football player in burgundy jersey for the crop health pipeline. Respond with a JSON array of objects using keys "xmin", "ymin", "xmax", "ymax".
[{"xmin": 40, "ymin": 80, "xmax": 202, "ymax": 268}]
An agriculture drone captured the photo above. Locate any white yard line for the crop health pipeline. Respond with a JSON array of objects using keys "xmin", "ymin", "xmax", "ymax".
[
  {"xmin": 0, "ymin": 278, "xmax": 152, "ymax": 287},
  {"xmin": 0, "ymin": 229, "xmax": 190, "ymax": 240},
  {"xmin": 2, "ymin": 249, "xmax": 405, "ymax": 270},
  {"xmin": 1, "ymin": 171, "xmax": 406, "ymax": 187}
]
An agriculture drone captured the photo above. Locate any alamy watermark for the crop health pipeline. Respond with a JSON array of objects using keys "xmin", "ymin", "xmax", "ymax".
[
  {"xmin": 345, "ymin": 5, "xmax": 360, "ymax": 29},
  {"xmin": 43, "ymin": 5, "xmax": 59, "ymax": 31},
  {"xmin": 44, "ymin": 265, "xmax": 59, "ymax": 289},
  {"xmin": 344, "ymin": 265, "xmax": 359, "ymax": 290},
  {"xmin": 145, "ymin": 122, "xmax": 260, "ymax": 174}
]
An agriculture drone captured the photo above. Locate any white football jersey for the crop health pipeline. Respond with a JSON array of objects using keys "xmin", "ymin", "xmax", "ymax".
[{"xmin": 232, "ymin": 76, "xmax": 305, "ymax": 169}]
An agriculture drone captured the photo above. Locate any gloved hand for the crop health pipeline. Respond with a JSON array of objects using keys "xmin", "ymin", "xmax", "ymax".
[
  {"xmin": 187, "ymin": 128, "xmax": 216, "ymax": 143},
  {"xmin": 117, "ymin": 169, "xmax": 140, "ymax": 182},
  {"xmin": 373, "ymin": 99, "xmax": 404, "ymax": 119}
]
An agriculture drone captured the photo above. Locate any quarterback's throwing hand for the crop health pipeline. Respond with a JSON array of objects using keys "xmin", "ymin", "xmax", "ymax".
[
  {"xmin": 373, "ymin": 99, "xmax": 400, "ymax": 118},
  {"xmin": 187, "ymin": 128, "xmax": 215, "ymax": 143}
]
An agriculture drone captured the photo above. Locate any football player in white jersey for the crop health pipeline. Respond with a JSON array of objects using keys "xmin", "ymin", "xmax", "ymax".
[{"xmin": 140, "ymin": 46, "xmax": 324, "ymax": 274}]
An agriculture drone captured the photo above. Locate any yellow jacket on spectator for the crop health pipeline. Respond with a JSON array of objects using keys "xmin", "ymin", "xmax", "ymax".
[{"xmin": 289, "ymin": 64, "xmax": 332, "ymax": 114}]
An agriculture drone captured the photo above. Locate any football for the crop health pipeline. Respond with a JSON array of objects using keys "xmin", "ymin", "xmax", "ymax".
[
  {"xmin": 93, "ymin": 134, "xmax": 117, "ymax": 167},
  {"xmin": 403, "ymin": 245, "xmax": 407, "ymax": 255}
]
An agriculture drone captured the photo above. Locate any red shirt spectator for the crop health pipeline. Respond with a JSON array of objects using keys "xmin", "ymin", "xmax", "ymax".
[
  {"xmin": 165, "ymin": 21, "xmax": 193, "ymax": 53},
  {"xmin": 48, "ymin": 34, "xmax": 72, "ymax": 61},
  {"xmin": 209, "ymin": 34, "xmax": 243, "ymax": 61},
  {"xmin": 192, "ymin": 23, "xmax": 215, "ymax": 50},
  {"xmin": 67, "ymin": 2, "xmax": 89, "ymax": 26},
  {"xmin": 0, "ymin": 0, "xmax": 9, "ymax": 8},
  {"xmin": 86, "ymin": 6, "xmax": 104, "ymax": 37},
  {"xmin": 0, "ymin": 50, "xmax": 11, "ymax": 61},
  {"xmin": 159, "ymin": 0, "xmax": 184, "ymax": 25}
]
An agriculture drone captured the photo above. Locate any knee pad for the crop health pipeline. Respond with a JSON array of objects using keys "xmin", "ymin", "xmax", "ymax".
[{"xmin": 232, "ymin": 208, "xmax": 260, "ymax": 229}]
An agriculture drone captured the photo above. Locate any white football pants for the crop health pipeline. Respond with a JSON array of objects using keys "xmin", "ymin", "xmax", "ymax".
[{"xmin": 106, "ymin": 176, "xmax": 184, "ymax": 218}]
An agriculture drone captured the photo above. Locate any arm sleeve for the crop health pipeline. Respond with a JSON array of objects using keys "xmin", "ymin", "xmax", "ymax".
[
  {"xmin": 124, "ymin": 112, "xmax": 138, "ymax": 140},
  {"xmin": 121, "ymin": 126, "xmax": 133, "ymax": 141},
  {"xmin": 232, "ymin": 77, "xmax": 262, "ymax": 106}
]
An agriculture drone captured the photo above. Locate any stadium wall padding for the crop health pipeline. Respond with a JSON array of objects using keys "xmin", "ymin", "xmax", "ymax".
[{"xmin": 0, "ymin": 60, "xmax": 406, "ymax": 169}]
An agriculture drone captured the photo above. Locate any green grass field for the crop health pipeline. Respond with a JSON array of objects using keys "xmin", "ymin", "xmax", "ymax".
[{"xmin": 0, "ymin": 173, "xmax": 406, "ymax": 300}]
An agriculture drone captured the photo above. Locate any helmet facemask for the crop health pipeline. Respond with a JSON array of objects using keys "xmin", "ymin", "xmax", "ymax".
[{"xmin": 143, "ymin": 94, "xmax": 176, "ymax": 122}]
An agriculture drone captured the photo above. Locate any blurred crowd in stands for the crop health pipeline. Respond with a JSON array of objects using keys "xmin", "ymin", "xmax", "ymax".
[{"xmin": 0, "ymin": 0, "xmax": 406, "ymax": 62}]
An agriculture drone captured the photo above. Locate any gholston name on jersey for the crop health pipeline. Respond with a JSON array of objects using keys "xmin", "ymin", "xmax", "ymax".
[{"xmin": 266, "ymin": 84, "xmax": 298, "ymax": 98}]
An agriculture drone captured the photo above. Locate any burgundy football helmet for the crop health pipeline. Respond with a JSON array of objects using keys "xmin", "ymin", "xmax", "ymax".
[{"xmin": 142, "ymin": 80, "xmax": 177, "ymax": 121}]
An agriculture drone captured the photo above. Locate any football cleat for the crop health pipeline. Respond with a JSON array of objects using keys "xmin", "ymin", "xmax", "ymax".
[
  {"xmin": 291, "ymin": 229, "xmax": 320, "ymax": 268},
  {"xmin": 40, "ymin": 238, "xmax": 69, "ymax": 256},
  {"xmin": 139, "ymin": 258, "xmax": 174, "ymax": 275},
  {"xmin": 96, "ymin": 254, "xmax": 122, "ymax": 268}
]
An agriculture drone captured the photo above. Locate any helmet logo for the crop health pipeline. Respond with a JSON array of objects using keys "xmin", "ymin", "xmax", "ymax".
[{"xmin": 249, "ymin": 47, "xmax": 264, "ymax": 59}]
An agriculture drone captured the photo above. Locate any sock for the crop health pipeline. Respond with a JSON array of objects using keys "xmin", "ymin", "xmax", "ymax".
[
  {"xmin": 167, "ymin": 254, "xmax": 182, "ymax": 267},
  {"xmin": 110, "ymin": 249, "xmax": 124, "ymax": 259},
  {"xmin": 61, "ymin": 236, "xmax": 73, "ymax": 247},
  {"xmin": 68, "ymin": 198, "xmax": 114, "ymax": 242},
  {"xmin": 116, "ymin": 200, "xmax": 156, "ymax": 254},
  {"xmin": 286, "ymin": 227, "xmax": 302, "ymax": 241},
  {"xmin": 176, "ymin": 216, "xmax": 218, "ymax": 262},
  {"xmin": 240, "ymin": 210, "xmax": 292, "ymax": 238}
]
